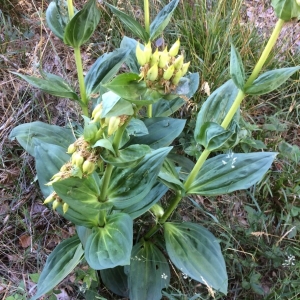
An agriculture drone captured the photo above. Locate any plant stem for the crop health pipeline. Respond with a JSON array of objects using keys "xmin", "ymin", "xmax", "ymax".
[
  {"xmin": 144, "ymin": 191, "xmax": 182, "ymax": 240},
  {"xmin": 144, "ymin": 0, "xmax": 150, "ymax": 34},
  {"xmin": 67, "ymin": 0, "xmax": 74, "ymax": 19},
  {"xmin": 99, "ymin": 164, "xmax": 113, "ymax": 201},
  {"xmin": 74, "ymin": 47, "xmax": 88, "ymax": 111},
  {"xmin": 184, "ymin": 18, "xmax": 285, "ymax": 191},
  {"xmin": 245, "ymin": 18, "xmax": 285, "ymax": 88},
  {"xmin": 66, "ymin": 0, "xmax": 88, "ymax": 115}
]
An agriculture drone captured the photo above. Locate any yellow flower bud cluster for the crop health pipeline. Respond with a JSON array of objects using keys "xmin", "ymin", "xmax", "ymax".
[
  {"xmin": 91, "ymin": 103, "xmax": 128, "ymax": 136},
  {"xmin": 43, "ymin": 191, "xmax": 69, "ymax": 214},
  {"xmin": 136, "ymin": 39, "xmax": 190, "ymax": 93}
]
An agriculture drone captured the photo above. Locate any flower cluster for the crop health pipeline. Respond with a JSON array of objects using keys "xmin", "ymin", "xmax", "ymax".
[
  {"xmin": 43, "ymin": 191, "xmax": 69, "ymax": 214},
  {"xmin": 136, "ymin": 39, "xmax": 190, "ymax": 93}
]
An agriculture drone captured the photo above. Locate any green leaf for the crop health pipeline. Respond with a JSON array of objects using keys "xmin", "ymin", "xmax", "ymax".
[
  {"xmin": 63, "ymin": 0, "xmax": 101, "ymax": 47},
  {"xmin": 127, "ymin": 241, "xmax": 170, "ymax": 300},
  {"xmin": 245, "ymin": 67, "xmax": 300, "ymax": 95},
  {"xmin": 53, "ymin": 174, "xmax": 109, "ymax": 228},
  {"xmin": 194, "ymin": 80, "xmax": 239, "ymax": 141},
  {"xmin": 126, "ymin": 118, "xmax": 149, "ymax": 137},
  {"xmin": 93, "ymin": 139, "xmax": 116, "ymax": 155},
  {"xmin": 31, "ymin": 235, "xmax": 84, "ymax": 300},
  {"xmin": 195, "ymin": 121, "xmax": 239, "ymax": 151},
  {"xmin": 173, "ymin": 72, "xmax": 200, "ymax": 98},
  {"xmin": 101, "ymin": 144, "xmax": 151, "ymax": 168},
  {"xmin": 152, "ymin": 97, "xmax": 185, "ymax": 117},
  {"xmin": 150, "ymin": 0, "xmax": 180, "ymax": 41},
  {"xmin": 76, "ymin": 225, "xmax": 92, "ymax": 248},
  {"xmin": 271, "ymin": 0, "xmax": 300, "ymax": 21},
  {"xmin": 123, "ymin": 182, "xmax": 168, "ymax": 219},
  {"xmin": 101, "ymin": 91, "xmax": 134, "ymax": 117},
  {"xmin": 100, "ymin": 266, "xmax": 129, "ymax": 297},
  {"xmin": 9, "ymin": 121, "xmax": 75, "ymax": 157},
  {"xmin": 85, "ymin": 48, "xmax": 130, "ymax": 96},
  {"xmin": 104, "ymin": 73, "xmax": 147, "ymax": 101},
  {"xmin": 34, "ymin": 140, "xmax": 70, "ymax": 197},
  {"xmin": 187, "ymin": 152, "xmax": 277, "ymax": 195},
  {"xmin": 158, "ymin": 158, "xmax": 184, "ymax": 192},
  {"xmin": 84, "ymin": 213, "xmax": 133, "ymax": 269},
  {"xmin": 230, "ymin": 44, "xmax": 245, "ymax": 90},
  {"xmin": 120, "ymin": 36, "xmax": 140, "ymax": 74},
  {"xmin": 107, "ymin": 147, "xmax": 171, "ymax": 209},
  {"xmin": 128, "ymin": 118, "xmax": 186, "ymax": 149},
  {"xmin": 106, "ymin": 3, "xmax": 149, "ymax": 41},
  {"xmin": 164, "ymin": 222, "xmax": 227, "ymax": 294},
  {"xmin": 46, "ymin": 1, "xmax": 68, "ymax": 39},
  {"xmin": 12, "ymin": 72, "xmax": 79, "ymax": 100}
]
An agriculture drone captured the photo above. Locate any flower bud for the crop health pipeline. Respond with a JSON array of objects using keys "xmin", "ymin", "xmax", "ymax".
[
  {"xmin": 172, "ymin": 70, "xmax": 182, "ymax": 85},
  {"xmin": 169, "ymin": 39, "xmax": 180, "ymax": 57},
  {"xmin": 136, "ymin": 43, "xmax": 147, "ymax": 66},
  {"xmin": 150, "ymin": 48, "xmax": 159, "ymax": 66},
  {"xmin": 163, "ymin": 65, "xmax": 175, "ymax": 80},
  {"xmin": 52, "ymin": 199, "xmax": 60, "ymax": 210},
  {"xmin": 158, "ymin": 48, "xmax": 169, "ymax": 68},
  {"xmin": 146, "ymin": 63, "xmax": 159, "ymax": 81},
  {"xmin": 92, "ymin": 103, "xmax": 103, "ymax": 119},
  {"xmin": 72, "ymin": 152, "xmax": 84, "ymax": 168},
  {"xmin": 150, "ymin": 204, "xmax": 164, "ymax": 218},
  {"xmin": 108, "ymin": 116, "xmax": 121, "ymax": 136},
  {"xmin": 82, "ymin": 159, "xmax": 95, "ymax": 175},
  {"xmin": 63, "ymin": 202, "xmax": 69, "ymax": 214},
  {"xmin": 144, "ymin": 42, "xmax": 152, "ymax": 63},
  {"xmin": 67, "ymin": 143, "xmax": 76, "ymax": 154},
  {"xmin": 173, "ymin": 55, "xmax": 184, "ymax": 70},
  {"xmin": 44, "ymin": 192, "xmax": 55, "ymax": 204},
  {"xmin": 181, "ymin": 61, "xmax": 190, "ymax": 76}
]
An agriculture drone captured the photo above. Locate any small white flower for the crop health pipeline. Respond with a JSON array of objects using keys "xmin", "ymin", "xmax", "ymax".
[{"xmin": 161, "ymin": 273, "xmax": 168, "ymax": 280}]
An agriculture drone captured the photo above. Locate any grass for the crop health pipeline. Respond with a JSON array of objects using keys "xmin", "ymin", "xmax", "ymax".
[{"xmin": 1, "ymin": 0, "xmax": 300, "ymax": 299}]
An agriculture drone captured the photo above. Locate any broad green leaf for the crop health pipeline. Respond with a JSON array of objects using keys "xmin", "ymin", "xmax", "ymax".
[
  {"xmin": 271, "ymin": 0, "xmax": 300, "ymax": 21},
  {"xmin": 194, "ymin": 80, "xmax": 239, "ymax": 141},
  {"xmin": 173, "ymin": 72, "xmax": 200, "ymax": 98},
  {"xmin": 167, "ymin": 153, "xmax": 195, "ymax": 180},
  {"xmin": 76, "ymin": 225, "xmax": 92, "ymax": 248},
  {"xmin": 100, "ymin": 266, "xmax": 129, "ymax": 297},
  {"xmin": 12, "ymin": 72, "xmax": 79, "ymax": 100},
  {"xmin": 187, "ymin": 152, "xmax": 277, "ymax": 195},
  {"xmin": 107, "ymin": 147, "xmax": 171, "ymax": 209},
  {"xmin": 158, "ymin": 158, "xmax": 184, "ymax": 192},
  {"xmin": 127, "ymin": 241, "xmax": 170, "ymax": 300},
  {"xmin": 195, "ymin": 121, "xmax": 239, "ymax": 151},
  {"xmin": 152, "ymin": 97, "xmax": 185, "ymax": 117},
  {"xmin": 85, "ymin": 48, "xmax": 130, "ymax": 96},
  {"xmin": 101, "ymin": 144, "xmax": 151, "ymax": 168},
  {"xmin": 123, "ymin": 182, "xmax": 168, "ymax": 219},
  {"xmin": 34, "ymin": 140, "xmax": 70, "ymax": 197},
  {"xmin": 120, "ymin": 36, "xmax": 140, "ymax": 74},
  {"xmin": 245, "ymin": 67, "xmax": 300, "ymax": 95},
  {"xmin": 126, "ymin": 118, "xmax": 149, "ymax": 137},
  {"xmin": 9, "ymin": 121, "xmax": 75, "ymax": 157},
  {"xmin": 150, "ymin": 0, "xmax": 180, "ymax": 41},
  {"xmin": 46, "ymin": 1, "xmax": 68, "ymax": 39},
  {"xmin": 101, "ymin": 91, "xmax": 134, "ymax": 117},
  {"xmin": 53, "ymin": 174, "xmax": 108, "ymax": 227},
  {"xmin": 31, "ymin": 235, "xmax": 84, "ymax": 300},
  {"xmin": 128, "ymin": 118, "xmax": 186, "ymax": 149},
  {"xmin": 230, "ymin": 44, "xmax": 245, "ymax": 90},
  {"xmin": 164, "ymin": 222, "xmax": 227, "ymax": 294},
  {"xmin": 93, "ymin": 138, "xmax": 116, "ymax": 155},
  {"xmin": 104, "ymin": 73, "xmax": 147, "ymax": 101},
  {"xmin": 85, "ymin": 213, "xmax": 133, "ymax": 269},
  {"xmin": 106, "ymin": 3, "xmax": 149, "ymax": 41},
  {"xmin": 63, "ymin": 0, "xmax": 101, "ymax": 47}
]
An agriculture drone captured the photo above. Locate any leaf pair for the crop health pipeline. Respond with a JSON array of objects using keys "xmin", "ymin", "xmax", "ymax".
[{"xmin": 106, "ymin": 0, "xmax": 180, "ymax": 42}]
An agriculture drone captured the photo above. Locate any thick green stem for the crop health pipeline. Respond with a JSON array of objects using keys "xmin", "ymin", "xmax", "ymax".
[
  {"xmin": 144, "ymin": 0, "xmax": 150, "ymax": 34},
  {"xmin": 67, "ymin": 0, "xmax": 74, "ymax": 19},
  {"xmin": 99, "ymin": 164, "xmax": 113, "ymax": 201},
  {"xmin": 144, "ymin": 191, "xmax": 182, "ymax": 240},
  {"xmin": 74, "ymin": 47, "xmax": 88, "ymax": 114},
  {"xmin": 245, "ymin": 18, "xmax": 285, "ymax": 88}
]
